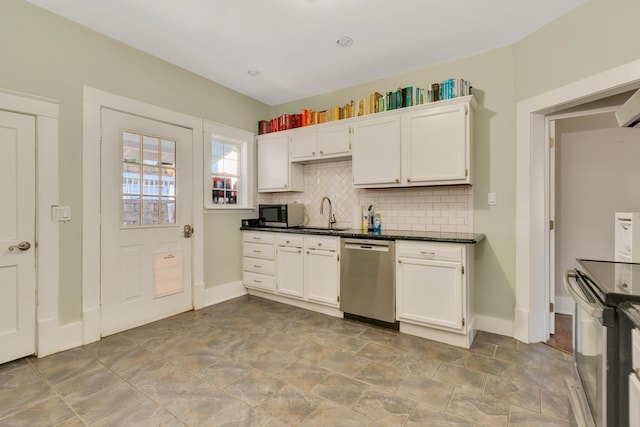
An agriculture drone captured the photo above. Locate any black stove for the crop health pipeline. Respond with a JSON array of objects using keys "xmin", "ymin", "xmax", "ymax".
[{"xmin": 577, "ymin": 259, "xmax": 640, "ymax": 305}]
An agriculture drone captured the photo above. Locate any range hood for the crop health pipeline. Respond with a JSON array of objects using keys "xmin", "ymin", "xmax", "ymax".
[{"xmin": 616, "ymin": 88, "xmax": 640, "ymax": 128}]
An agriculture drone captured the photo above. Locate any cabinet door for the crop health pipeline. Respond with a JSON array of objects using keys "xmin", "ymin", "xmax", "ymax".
[
  {"xmin": 352, "ymin": 116, "xmax": 401, "ymax": 186},
  {"xmin": 257, "ymin": 134, "xmax": 290, "ymax": 191},
  {"xmin": 290, "ymin": 130, "xmax": 317, "ymax": 160},
  {"xmin": 396, "ymin": 257, "xmax": 463, "ymax": 331},
  {"xmin": 403, "ymin": 103, "xmax": 469, "ymax": 185},
  {"xmin": 276, "ymin": 246, "xmax": 304, "ymax": 298},
  {"xmin": 305, "ymin": 248, "xmax": 339, "ymax": 306},
  {"xmin": 317, "ymin": 123, "xmax": 350, "ymax": 157}
]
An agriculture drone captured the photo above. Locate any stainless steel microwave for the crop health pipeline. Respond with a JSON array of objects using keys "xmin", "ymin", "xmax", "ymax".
[{"xmin": 258, "ymin": 204, "xmax": 305, "ymax": 228}]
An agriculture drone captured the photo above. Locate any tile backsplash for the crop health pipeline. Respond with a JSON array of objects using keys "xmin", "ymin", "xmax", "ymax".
[{"xmin": 258, "ymin": 160, "xmax": 473, "ymax": 233}]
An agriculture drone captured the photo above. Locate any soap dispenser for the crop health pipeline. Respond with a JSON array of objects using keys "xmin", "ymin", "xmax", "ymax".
[{"xmin": 367, "ymin": 205, "xmax": 375, "ymax": 232}]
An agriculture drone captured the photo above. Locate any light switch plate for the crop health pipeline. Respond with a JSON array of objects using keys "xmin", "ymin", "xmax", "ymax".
[
  {"xmin": 488, "ymin": 193, "xmax": 497, "ymax": 206},
  {"xmin": 51, "ymin": 205, "xmax": 72, "ymax": 222}
]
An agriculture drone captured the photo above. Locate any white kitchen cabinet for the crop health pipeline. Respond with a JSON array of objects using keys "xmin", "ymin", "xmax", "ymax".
[
  {"xmin": 257, "ymin": 133, "xmax": 303, "ymax": 192},
  {"xmin": 402, "ymin": 102, "xmax": 471, "ymax": 186},
  {"xmin": 304, "ymin": 236, "xmax": 340, "ymax": 307},
  {"xmin": 290, "ymin": 130, "xmax": 317, "ymax": 159},
  {"xmin": 351, "ymin": 116, "xmax": 401, "ymax": 186},
  {"xmin": 290, "ymin": 122, "xmax": 351, "ymax": 162},
  {"xmin": 275, "ymin": 234, "xmax": 304, "ymax": 298},
  {"xmin": 351, "ymin": 96, "xmax": 475, "ymax": 189},
  {"xmin": 242, "ymin": 231, "xmax": 276, "ymax": 292},
  {"xmin": 396, "ymin": 240, "xmax": 474, "ymax": 348}
]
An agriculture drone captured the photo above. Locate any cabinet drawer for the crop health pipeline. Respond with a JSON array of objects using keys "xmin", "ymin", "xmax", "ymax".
[
  {"xmin": 305, "ymin": 236, "xmax": 339, "ymax": 251},
  {"xmin": 396, "ymin": 242, "xmax": 462, "ymax": 262},
  {"xmin": 243, "ymin": 257, "xmax": 275, "ymax": 275},
  {"xmin": 243, "ymin": 271, "xmax": 276, "ymax": 292},
  {"xmin": 243, "ymin": 242, "xmax": 275, "ymax": 259},
  {"xmin": 275, "ymin": 234, "xmax": 304, "ymax": 247},
  {"xmin": 243, "ymin": 232, "xmax": 275, "ymax": 244}
]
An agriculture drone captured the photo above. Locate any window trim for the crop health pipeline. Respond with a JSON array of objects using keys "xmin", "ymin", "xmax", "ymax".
[{"xmin": 203, "ymin": 121, "xmax": 255, "ymax": 211}]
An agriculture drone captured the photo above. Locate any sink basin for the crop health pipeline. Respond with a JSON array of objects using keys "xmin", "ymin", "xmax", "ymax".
[{"xmin": 294, "ymin": 226, "xmax": 350, "ymax": 232}]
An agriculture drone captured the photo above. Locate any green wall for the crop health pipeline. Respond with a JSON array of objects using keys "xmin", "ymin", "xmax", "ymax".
[
  {"xmin": 0, "ymin": 0, "xmax": 269, "ymax": 323},
  {"xmin": 513, "ymin": 0, "xmax": 640, "ymax": 102}
]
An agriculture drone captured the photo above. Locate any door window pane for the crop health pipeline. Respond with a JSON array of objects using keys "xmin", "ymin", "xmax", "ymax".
[
  {"xmin": 142, "ymin": 136, "xmax": 159, "ymax": 165},
  {"xmin": 122, "ymin": 131, "xmax": 177, "ymax": 226}
]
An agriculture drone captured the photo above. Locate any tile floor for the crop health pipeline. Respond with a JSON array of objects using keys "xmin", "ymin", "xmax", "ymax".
[{"xmin": 0, "ymin": 295, "xmax": 576, "ymax": 426}]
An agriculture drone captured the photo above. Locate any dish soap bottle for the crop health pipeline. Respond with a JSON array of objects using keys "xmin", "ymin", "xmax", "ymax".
[
  {"xmin": 374, "ymin": 213, "xmax": 381, "ymax": 233},
  {"xmin": 367, "ymin": 205, "xmax": 375, "ymax": 232}
]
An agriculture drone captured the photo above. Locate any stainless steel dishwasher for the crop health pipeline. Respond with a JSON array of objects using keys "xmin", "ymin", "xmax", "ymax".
[{"xmin": 340, "ymin": 238, "xmax": 398, "ymax": 329}]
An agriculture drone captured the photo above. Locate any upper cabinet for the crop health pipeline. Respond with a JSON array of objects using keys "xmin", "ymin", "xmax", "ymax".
[
  {"xmin": 290, "ymin": 121, "xmax": 351, "ymax": 162},
  {"xmin": 402, "ymin": 101, "xmax": 472, "ymax": 186},
  {"xmin": 353, "ymin": 96, "xmax": 476, "ymax": 189},
  {"xmin": 351, "ymin": 116, "xmax": 401, "ymax": 186},
  {"xmin": 257, "ymin": 133, "xmax": 303, "ymax": 192},
  {"xmin": 257, "ymin": 96, "xmax": 476, "ymax": 191}
]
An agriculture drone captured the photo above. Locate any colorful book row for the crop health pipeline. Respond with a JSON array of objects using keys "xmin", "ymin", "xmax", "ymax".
[{"xmin": 258, "ymin": 78, "xmax": 472, "ymax": 134}]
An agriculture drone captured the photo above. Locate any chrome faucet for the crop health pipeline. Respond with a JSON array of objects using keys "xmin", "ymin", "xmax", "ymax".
[{"xmin": 320, "ymin": 196, "xmax": 336, "ymax": 229}]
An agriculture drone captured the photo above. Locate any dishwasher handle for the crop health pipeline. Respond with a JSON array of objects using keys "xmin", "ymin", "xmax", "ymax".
[{"xmin": 343, "ymin": 241, "xmax": 390, "ymax": 252}]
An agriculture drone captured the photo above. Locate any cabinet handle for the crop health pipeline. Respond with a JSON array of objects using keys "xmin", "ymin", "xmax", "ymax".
[
  {"xmin": 298, "ymin": 250, "xmax": 302, "ymax": 253},
  {"xmin": 284, "ymin": 184, "xmax": 288, "ymax": 188},
  {"xmin": 312, "ymin": 151, "xmax": 316, "ymax": 155},
  {"xmin": 252, "ymin": 237, "xmax": 261, "ymax": 240},
  {"xmin": 407, "ymin": 177, "xmax": 411, "ymax": 183},
  {"xmin": 318, "ymin": 242, "xmax": 322, "ymax": 247},
  {"xmin": 396, "ymin": 178, "xmax": 400, "ymax": 183},
  {"xmin": 253, "ymin": 250, "xmax": 262, "ymax": 253},
  {"xmin": 307, "ymin": 251, "xmax": 310, "ymax": 254},
  {"xmin": 253, "ymin": 279, "xmax": 262, "ymax": 283},
  {"xmin": 286, "ymin": 240, "xmax": 290, "ymax": 244},
  {"xmin": 320, "ymin": 150, "xmax": 324, "ymax": 154},
  {"xmin": 398, "ymin": 259, "xmax": 402, "ymax": 264},
  {"xmin": 253, "ymin": 265, "xmax": 261, "ymax": 268},
  {"xmin": 421, "ymin": 251, "xmax": 435, "ymax": 257}
]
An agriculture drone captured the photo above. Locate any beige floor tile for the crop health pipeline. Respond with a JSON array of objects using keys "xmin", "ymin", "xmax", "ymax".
[
  {"xmin": 353, "ymin": 389, "xmax": 416, "ymax": 427},
  {"xmin": 260, "ymin": 385, "xmax": 323, "ymax": 425},
  {"xmin": 464, "ymin": 353, "xmax": 515, "ymax": 379},
  {"xmin": 274, "ymin": 359, "xmax": 330, "ymax": 391},
  {"xmin": 224, "ymin": 370, "xmax": 286, "ymax": 406},
  {"xmin": 447, "ymin": 390, "xmax": 509, "ymax": 427},
  {"xmin": 483, "ymin": 374, "xmax": 541, "ymax": 413},
  {"xmin": 310, "ymin": 372, "xmax": 371, "ymax": 408},
  {"xmin": 406, "ymin": 403, "xmax": 474, "ymax": 427},
  {"xmin": 319, "ymin": 350, "xmax": 370, "ymax": 377},
  {"xmin": 396, "ymin": 376, "xmax": 455, "ymax": 410},
  {"xmin": 354, "ymin": 361, "xmax": 406, "ymax": 391},
  {"xmin": 432, "ymin": 362, "xmax": 487, "ymax": 392},
  {"xmin": 0, "ymin": 396, "xmax": 75, "ymax": 427},
  {"xmin": 301, "ymin": 401, "xmax": 372, "ymax": 427}
]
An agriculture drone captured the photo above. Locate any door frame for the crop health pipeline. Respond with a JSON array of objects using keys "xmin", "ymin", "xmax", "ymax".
[
  {"xmin": 82, "ymin": 86, "xmax": 204, "ymax": 345},
  {"xmin": 0, "ymin": 88, "xmax": 60, "ymax": 358},
  {"xmin": 515, "ymin": 58, "xmax": 640, "ymax": 343}
]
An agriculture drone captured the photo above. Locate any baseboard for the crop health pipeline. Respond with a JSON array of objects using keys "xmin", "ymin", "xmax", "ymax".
[
  {"xmin": 59, "ymin": 321, "xmax": 83, "ymax": 351},
  {"xmin": 36, "ymin": 316, "xmax": 59, "ymax": 358},
  {"xmin": 82, "ymin": 305, "xmax": 101, "ymax": 345},
  {"xmin": 193, "ymin": 280, "xmax": 206, "ymax": 310},
  {"xmin": 204, "ymin": 281, "xmax": 247, "ymax": 307},
  {"xmin": 555, "ymin": 296, "xmax": 574, "ymax": 315},
  {"xmin": 475, "ymin": 314, "xmax": 514, "ymax": 338}
]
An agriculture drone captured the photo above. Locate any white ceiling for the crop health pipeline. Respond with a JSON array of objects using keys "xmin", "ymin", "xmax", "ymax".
[{"xmin": 27, "ymin": 0, "xmax": 585, "ymax": 106}]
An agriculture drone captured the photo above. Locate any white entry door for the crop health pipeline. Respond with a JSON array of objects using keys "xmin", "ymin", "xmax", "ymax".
[
  {"xmin": 101, "ymin": 109, "xmax": 193, "ymax": 336},
  {"xmin": 0, "ymin": 110, "xmax": 36, "ymax": 364}
]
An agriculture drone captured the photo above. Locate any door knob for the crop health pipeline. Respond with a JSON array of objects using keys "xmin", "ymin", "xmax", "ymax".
[
  {"xmin": 9, "ymin": 241, "xmax": 31, "ymax": 252},
  {"xmin": 182, "ymin": 225, "xmax": 194, "ymax": 238}
]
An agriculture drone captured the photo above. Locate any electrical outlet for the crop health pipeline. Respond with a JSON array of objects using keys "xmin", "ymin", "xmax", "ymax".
[{"xmin": 488, "ymin": 193, "xmax": 497, "ymax": 206}]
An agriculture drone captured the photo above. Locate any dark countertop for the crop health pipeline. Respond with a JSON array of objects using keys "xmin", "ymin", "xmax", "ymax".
[{"xmin": 240, "ymin": 226, "xmax": 485, "ymax": 244}]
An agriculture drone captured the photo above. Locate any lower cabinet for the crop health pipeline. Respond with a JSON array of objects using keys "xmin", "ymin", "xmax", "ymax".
[
  {"xmin": 304, "ymin": 236, "xmax": 340, "ymax": 307},
  {"xmin": 275, "ymin": 235, "xmax": 304, "ymax": 298},
  {"xmin": 396, "ymin": 240, "xmax": 474, "ymax": 348},
  {"xmin": 243, "ymin": 232, "xmax": 340, "ymax": 310},
  {"xmin": 242, "ymin": 232, "xmax": 276, "ymax": 292}
]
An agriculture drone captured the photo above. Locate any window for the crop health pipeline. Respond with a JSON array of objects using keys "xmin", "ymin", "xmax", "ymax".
[
  {"xmin": 122, "ymin": 131, "xmax": 177, "ymax": 226},
  {"xmin": 204, "ymin": 121, "xmax": 254, "ymax": 210}
]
